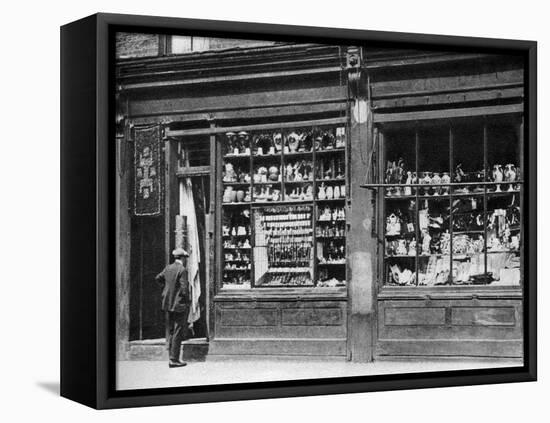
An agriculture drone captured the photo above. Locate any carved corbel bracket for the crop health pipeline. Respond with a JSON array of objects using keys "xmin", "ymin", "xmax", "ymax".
[{"xmin": 346, "ymin": 46, "xmax": 368, "ymax": 98}]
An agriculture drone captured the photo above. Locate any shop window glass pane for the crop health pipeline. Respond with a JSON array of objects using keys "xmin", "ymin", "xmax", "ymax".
[{"xmin": 219, "ymin": 124, "xmax": 348, "ymax": 289}]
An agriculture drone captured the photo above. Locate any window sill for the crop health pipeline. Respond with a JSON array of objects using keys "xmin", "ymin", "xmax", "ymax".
[
  {"xmin": 378, "ymin": 285, "xmax": 523, "ymax": 300},
  {"xmin": 214, "ymin": 286, "xmax": 347, "ymax": 302}
]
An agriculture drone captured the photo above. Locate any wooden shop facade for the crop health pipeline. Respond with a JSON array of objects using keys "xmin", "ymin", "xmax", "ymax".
[{"xmin": 115, "ymin": 38, "xmax": 525, "ymax": 361}]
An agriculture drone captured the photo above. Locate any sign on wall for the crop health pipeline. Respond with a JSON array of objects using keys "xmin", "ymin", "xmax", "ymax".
[{"xmin": 133, "ymin": 124, "xmax": 163, "ymax": 216}]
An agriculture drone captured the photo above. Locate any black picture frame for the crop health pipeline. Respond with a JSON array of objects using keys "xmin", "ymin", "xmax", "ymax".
[{"xmin": 60, "ymin": 12, "xmax": 537, "ymax": 409}]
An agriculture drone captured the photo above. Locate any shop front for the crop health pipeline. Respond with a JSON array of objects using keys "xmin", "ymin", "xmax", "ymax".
[{"xmin": 115, "ymin": 40, "xmax": 524, "ymax": 361}]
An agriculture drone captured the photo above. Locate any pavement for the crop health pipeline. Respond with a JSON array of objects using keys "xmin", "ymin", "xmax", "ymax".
[{"xmin": 116, "ymin": 358, "xmax": 521, "ymax": 391}]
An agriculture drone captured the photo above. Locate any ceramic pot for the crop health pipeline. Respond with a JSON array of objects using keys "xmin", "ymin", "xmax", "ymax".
[
  {"xmin": 236, "ymin": 190, "xmax": 245, "ymax": 202},
  {"xmin": 229, "ymin": 189, "xmax": 238, "ymax": 203},
  {"xmin": 431, "ymin": 172, "xmax": 442, "ymax": 195},
  {"xmin": 326, "ymin": 186, "xmax": 334, "ymax": 199},
  {"xmin": 421, "ymin": 172, "xmax": 432, "ymax": 195},
  {"xmin": 333, "ymin": 185, "xmax": 340, "ymax": 199}
]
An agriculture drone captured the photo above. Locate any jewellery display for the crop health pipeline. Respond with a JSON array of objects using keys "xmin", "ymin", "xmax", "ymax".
[
  {"xmin": 254, "ymin": 205, "xmax": 314, "ymax": 287},
  {"xmin": 220, "ymin": 125, "xmax": 348, "ymax": 288}
]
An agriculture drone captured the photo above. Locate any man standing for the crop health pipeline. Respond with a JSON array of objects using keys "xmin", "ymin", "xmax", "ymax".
[{"xmin": 155, "ymin": 248, "xmax": 191, "ymax": 368}]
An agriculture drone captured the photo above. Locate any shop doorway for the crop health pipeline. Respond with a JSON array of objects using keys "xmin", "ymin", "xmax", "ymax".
[{"xmin": 183, "ymin": 175, "xmax": 209, "ymax": 339}]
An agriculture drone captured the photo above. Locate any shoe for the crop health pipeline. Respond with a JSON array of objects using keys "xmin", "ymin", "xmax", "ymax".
[{"xmin": 169, "ymin": 360, "xmax": 187, "ymax": 368}]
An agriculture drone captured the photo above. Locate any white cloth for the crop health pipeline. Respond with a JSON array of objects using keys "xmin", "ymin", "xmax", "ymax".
[{"xmin": 179, "ymin": 178, "xmax": 201, "ymax": 324}]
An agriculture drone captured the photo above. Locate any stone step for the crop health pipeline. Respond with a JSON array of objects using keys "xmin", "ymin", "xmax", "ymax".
[{"xmin": 128, "ymin": 338, "xmax": 209, "ymax": 361}]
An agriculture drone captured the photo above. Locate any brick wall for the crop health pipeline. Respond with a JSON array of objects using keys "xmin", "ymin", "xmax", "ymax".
[
  {"xmin": 116, "ymin": 32, "xmax": 278, "ymax": 59},
  {"xmin": 116, "ymin": 32, "xmax": 160, "ymax": 59}
]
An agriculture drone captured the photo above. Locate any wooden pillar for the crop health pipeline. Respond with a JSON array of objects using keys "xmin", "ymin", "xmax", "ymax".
[
  {"xmin": 116, "ymin": 121, "xmax": 131, "ymax": 360},
  {"xmin": 347, "ymin": 57, "xmax": 376, "ymax": 362}
]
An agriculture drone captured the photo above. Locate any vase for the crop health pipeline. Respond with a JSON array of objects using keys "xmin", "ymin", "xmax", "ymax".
[
  {"xmin": 441, "ymin": 172, "xmax": 451, "ymax": 195},
  {"xmin": 333, "ymin": 185, "xmax": 340, "ymax": 199},
  {"xmin": 492, "ymin": 164, "xmax": 503, "ymax": 192},
  {"xmin": 326, "ymin": 185, "xmax": 334, "ymax": 199},
  {"xmin": 431, "ymin": 172, "xmax": 442, "ymax": 195},
  {"xmin": 404, "ymin": 171, "xmax": 412, "ymax": 196},
  {"xmin": 422, "ymin": 172, "xmax": 432, "ymax": 195},
  {"xmin": 229, "ymin": 189, "xmax": 238, "ymax": 203},
  {"xmin": 236, "ymin": 190, "xmax": 245, "ymax": 202},
  {"xmin": 504, "ymin": 164, "xmax": 517, "ymax": 191}
]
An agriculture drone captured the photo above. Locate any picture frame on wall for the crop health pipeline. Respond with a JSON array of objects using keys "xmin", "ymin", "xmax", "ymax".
[{"xmin": 60, "ymin": 12, "xmax": 537, "ymax": 409}]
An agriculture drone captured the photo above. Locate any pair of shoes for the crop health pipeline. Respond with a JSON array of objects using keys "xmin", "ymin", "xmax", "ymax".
[{"xmin": 169, "ymin": 360, "xmax": 187, "ymax": 368}]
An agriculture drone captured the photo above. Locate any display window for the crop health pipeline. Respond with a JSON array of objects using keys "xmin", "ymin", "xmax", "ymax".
[
  {"xmin": 376, "ymin": 116, "xmax": 523, "ymax": 287},
  {"xmin": 219, "ymin": 125, "xmax": 348, "ymax": 289}
]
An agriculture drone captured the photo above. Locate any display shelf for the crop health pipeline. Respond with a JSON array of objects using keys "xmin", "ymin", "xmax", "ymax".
[
  {"xmin": 315, "ymin": 148, "xmax": 345, "ymax": 155},
  {"xmin": 316, "ymin": 198, "xmax": 346, "ymax": 203},
  {"xmin": 219, "ymin": 125, "xmax": 348, "ymax": 289},
  {"xmin": 362, "ymin": 181, "xmax": 524, "ymax": 189}
]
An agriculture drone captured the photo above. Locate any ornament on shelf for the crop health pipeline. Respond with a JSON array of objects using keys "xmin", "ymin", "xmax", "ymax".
[
  {"xmin": 238, "ymin": 131, "xmax": 250, "ymax": 155},
  {"xmin": 441, "ymin": 172, "xmax": 451, "ymax": 194},
  {"xmin": 504, "ymin": 164, "xmax": 517, "ymax": 191},
  {"xmin": 273, "ymin": 132, "xmax": 283, "ymax": 152},
  {"xmin": 431, "ymin": 172, "xmax": 442, "ymax": 195},
  {"xmin": 318, "ymin": 183, "xmax": 327, "ymax": 200},
  {"xmin": 404, "ymin": 171, "xmax": 413, "ymax": 196},
  {"xmin": 408, "ymin": 238, "xmax": 417, "ymax": 256},
  {"xmin": 492, "ymin": 164, "xmax": 504, "ymax": 192},
  {"xmin": 287, "ymin": 132, "xmax": 300, "ymax": 153},
  {"xmin": 386, "ymin": 213, "xmax": 401, "ymax": 236}
]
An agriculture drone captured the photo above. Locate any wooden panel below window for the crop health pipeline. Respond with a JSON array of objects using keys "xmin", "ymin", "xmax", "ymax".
[
  {"xmin": 219, "ymin": 308, "xmax": 278, "ymax": 326},
  {"xmin": 451, "ymin": 307, "xmax": 516, "ymax": 326},
  {"xmin": 213, "ymin": 299, "xmax": 347, "ymax": 356},
  {"xmin": 384, "ymin": 307, "xmax": 446, "ymax": 326},
  {"xmin": 377, "ymin": 298, "xmax": 523, "ymax": 359},
  {"xmin": 282, "ymin": 308, "xmax": 343, "ymax": 326}
]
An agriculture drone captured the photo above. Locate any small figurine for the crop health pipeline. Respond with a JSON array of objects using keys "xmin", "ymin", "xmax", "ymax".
[
  {"xmin": 223, "ymin": 162, "xmax": 237, "ymax": 182},
  {"xmin": 492, "ymin": 164, "xmax": 504, "ymax": 192},
  {"xmin": 273, "ymin": 132, "xmax": 283, "ymax": 152},
  {"xmin": 238, "ymin": 131, "xmax": 250, "ymax": 155},
  {"xmin": 396, "ymin": 239, "xmax": 407, "ymax": 256},
  {"xmin": 408, "ymin": 238, "xmax": 417, "ymax": 256},
  {"xmin": 386, "ymin": 213, "xmax": 401, "ymax": 236},
  {"xmin": 287, "ymin": 132, "xmax": 300, "ymax": 153},
  {"xmin": 404, "ymin": 171, "xmax": 413, "ymax": 196},
  {"xmin": 318, "ymin": 183, "xmax": 327, "ymax": 200}
]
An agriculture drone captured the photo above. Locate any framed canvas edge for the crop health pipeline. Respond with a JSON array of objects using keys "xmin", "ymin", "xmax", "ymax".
[{"xmin": 85, "ymin": 12, "xmax": 537, "ymax": 409}]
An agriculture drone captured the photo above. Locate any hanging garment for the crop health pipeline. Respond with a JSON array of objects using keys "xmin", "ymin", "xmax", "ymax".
[{"xmin": 179, "ymin": 178, "xmax": 202, "ymax": 325}]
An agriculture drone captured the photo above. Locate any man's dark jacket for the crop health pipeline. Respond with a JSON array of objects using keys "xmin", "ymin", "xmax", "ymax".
[{"xmin": 155, "ymin": 260, "xmax": 189, "ymax": 313}]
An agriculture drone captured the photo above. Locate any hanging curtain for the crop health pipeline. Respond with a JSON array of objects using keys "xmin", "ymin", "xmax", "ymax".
[{"xmin": 179, "ymin": 178, "xmax": 201, "ymax": 325}]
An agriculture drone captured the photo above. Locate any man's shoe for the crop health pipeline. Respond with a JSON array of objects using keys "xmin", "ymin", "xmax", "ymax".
[{"xmin": 169, "ymin": 360, "xmax": 187, "ymax": 368}]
